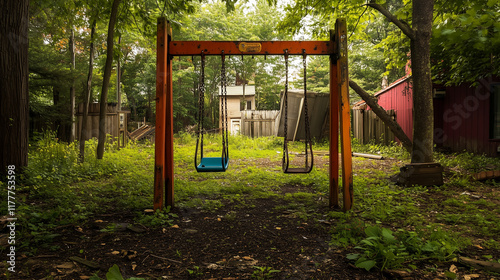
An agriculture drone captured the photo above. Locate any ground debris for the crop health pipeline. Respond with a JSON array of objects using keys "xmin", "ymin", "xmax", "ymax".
[{"xmin": 69, "ymin": 256, "xmax": 99, "ymax": 269}]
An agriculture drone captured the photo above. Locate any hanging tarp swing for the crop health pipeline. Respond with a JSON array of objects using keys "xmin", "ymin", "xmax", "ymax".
[
  {"xmin": 195, "ymin": 51, "xmax": 229, "ymax": 172},
  {"xmin": 282, "ymin": 50, "xmax": 314, "ymax": 173}
]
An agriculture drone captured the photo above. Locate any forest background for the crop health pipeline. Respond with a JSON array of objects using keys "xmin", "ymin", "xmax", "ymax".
[{"xmin": 28, "ymin": 0, "xmax": 418, "ymax": 140}]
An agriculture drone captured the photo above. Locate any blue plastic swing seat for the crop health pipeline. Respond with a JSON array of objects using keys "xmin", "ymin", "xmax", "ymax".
[{"xmin": 196, "ymin": 157, "xmax": 229, "ymax": 172}]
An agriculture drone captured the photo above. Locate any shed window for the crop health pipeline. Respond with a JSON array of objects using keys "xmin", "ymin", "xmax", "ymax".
[
  {"xmin": 240, "ymin": 100, "xmax": 251, "ymax": 111},
  {"xmin": 491, "ymin": 84, "xmax": 500, "ymax": 139}
]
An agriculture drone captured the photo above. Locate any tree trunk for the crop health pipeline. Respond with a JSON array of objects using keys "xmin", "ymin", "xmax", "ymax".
[
  {"xmin": 79, "ymin": 19, "xmax": 97, "ymax": 162},
  {"xmin": 349, "ymin": 80, "xmax": 413, "ymax": 153},
  {"xmin": 116, "ymin": 35, "xmax": 121, "ymax": 111},
  {"xmin": 96, "ymin": 0, "xmax": 121, "ymax": 159},
  {"xmin": 410, "ymin": 0, "xmax": 434, "ymax": 163},
  {"xmin": 0, "ymin": 0, "xmax": 29, "ymax": 175},
  {"xmin": 69, "ymin": 28, "xmax": 76, "ymax": 142}
]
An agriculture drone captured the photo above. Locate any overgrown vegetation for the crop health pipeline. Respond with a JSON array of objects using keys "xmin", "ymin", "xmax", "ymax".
[{"xmin": 1, "ymin": 133, "xmax": 499, "ymax": 277}]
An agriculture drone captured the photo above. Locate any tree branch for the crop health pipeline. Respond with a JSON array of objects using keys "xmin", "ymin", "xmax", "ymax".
[
  {"xmin": 349, "ymin": 80, "xmax": 413, "ymax": 153},
  {"xmin": 365, "ymin": 2, "xmax": 415, "ymax": 41}
]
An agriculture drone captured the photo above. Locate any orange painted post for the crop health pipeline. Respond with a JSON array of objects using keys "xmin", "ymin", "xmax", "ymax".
[
  {"xmin": 336, "ymin": 19, "xmax": 353, "ymax": 211},
  {"xmin": 165, "ymin": 21, "xmax": 174, "ymax": 207},
  {"xmin": 154, "ymin": 17, "xmax": 168, "ymax": 210},
  {"xmin": 329, "ymin": 30, "xmax": 339, "ymax": 209}
]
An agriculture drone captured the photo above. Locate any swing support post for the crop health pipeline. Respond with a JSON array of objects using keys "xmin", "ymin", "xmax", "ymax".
[
  {"xmin": 154, "ymin": 17, "xmax": 174, "ymax": 210},
  {"xmin": 154, "ymin": 18, "xmax": 353, "ymax": 211}
]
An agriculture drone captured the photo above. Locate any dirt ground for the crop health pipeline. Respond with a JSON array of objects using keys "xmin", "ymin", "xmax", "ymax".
[{"xmin": 2, "ymin": 156, "xmax": 500, "ymax": 280}]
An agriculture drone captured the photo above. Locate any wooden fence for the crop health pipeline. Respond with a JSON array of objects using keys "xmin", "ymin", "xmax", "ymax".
[
  {"xmin": 76, "ymin": 103, "xmax": 129, "ymax": 147},
  {"xmin": 240, "ymin": 110, "xmax": 279, "ymax": 138},
  {"xmin": 352, "ymin": 109, "xmax": 396, "ymax": 145}
]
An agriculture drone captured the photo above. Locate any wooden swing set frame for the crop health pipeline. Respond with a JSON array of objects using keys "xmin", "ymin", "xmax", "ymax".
[{"xmin": 154, "ymin": 17, "xmax": 353, "ymax": 211}]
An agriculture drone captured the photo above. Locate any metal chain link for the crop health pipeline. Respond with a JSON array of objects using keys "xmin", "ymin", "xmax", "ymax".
[
  {"xmin": 220, "ymin": 51, "xmax": 228, "ymax": 163},
  {"xmin": 283, "ymin": 50, "xmax": 289, "ymax": 169},
  {"xmin": 302, "ymin": 50, "xmax": 312, "ymax": 167},
  {"xmin": 198, "ymin": 52, "xmax": 206, "ymax": 158}
]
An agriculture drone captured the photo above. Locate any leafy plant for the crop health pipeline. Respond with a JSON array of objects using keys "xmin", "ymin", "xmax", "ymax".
[
  {"xmin": 347, "ymin": 226, "xmax": 407, "ymax": 271},
  {"xmin": 251, "ymin": 266, "xmax": 281, "ymax": 279},
  {"xmin": 90, "ymin": 264, "xmax": 145, "ymax": 280},
  {"xmin": 136, "ymin": 206, "xmax": 178, "ymax": 227},
  {"xmin": 187, "ymin": 265, "xmax": 203, "ymax": 277},
  {"xmin": 330, "ymin": 218, "xmax": 366, "ymax": 248},
  {"xmin": 347, "ymin": 225, "xmax": 460, "ymax": 271}
]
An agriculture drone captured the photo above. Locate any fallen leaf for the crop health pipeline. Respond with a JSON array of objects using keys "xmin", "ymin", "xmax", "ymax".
[
  {"xmin": 207, "ymin": 263, "xmax": 219, "ymax": 269},
  {"xmin": 450, "ymin": 264, "xmax": 458, "ymax": 273},
  {"xmin": 111, "ymin": 251, "xmax": 120, "ymax": 255},
  {"xmin": 463, "ymin": 274, "xmax": 480, "ymax": 280},
  {"xmin": 132, "ymin": 262, "xmax": 137, "ymax": 271},
  {"xmin": 56, "ymin": 262, "xmax": 74, "ymax": 269}
]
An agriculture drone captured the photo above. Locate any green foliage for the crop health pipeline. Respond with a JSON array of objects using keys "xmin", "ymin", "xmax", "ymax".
[
  {"xmin": 435, "ymin": 151, "xmax": 500, "ymax": 174},
  {"xmin": 432, "ymin": 0, "xmax": 500, "ymax": 85},
  {"xmin": 187, "ymin": 265, "xmax": 203, "ymax": 277},
  {"xmin": 330, "ymin": 218, "xmax": 366, "ymax": 248},
  {"xmin": 251, "ymin": 266, "xmax": 281, "ymax": 279},
  {"xmin": 347, "ymin": 225, "xmax": 459, "ymax": 271},
  {"xmin": 137, "ymin": 207, "xmax": 178, "ymax": 228},
  {"xmin": 90, "ymin": 264, "xmax": 145, "ymax": 280},
  {"xmin": 351, "ymin": 137, "xmax": 410, "ymax": 160},
  {"xmin": 13, "ymin": 131, "xmax": 155, "ymax": 250}
]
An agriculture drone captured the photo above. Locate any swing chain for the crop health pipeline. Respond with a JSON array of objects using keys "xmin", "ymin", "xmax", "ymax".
[
  {"xmin": 302, "ymin": 50, "xmax": 311, "ymax": 145},
  {"xmin": 302, "ymin": 50, "xmax": 312, "ymax": 167},
  {"xmin": 283, "ymin": 50, "xmax": 289, "ymax": 163},
  {"xmin": 220, "ymin": 51, "xmax": 228, "ymax": 159},
  {"xmin": 198, "ymin": 51, "xmax": 206, "ymax": 157}
]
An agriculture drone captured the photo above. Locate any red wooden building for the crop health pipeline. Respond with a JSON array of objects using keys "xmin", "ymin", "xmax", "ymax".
[{"xmin": 353, "ymin": 75, "xmax": 500, "ymax": 157}]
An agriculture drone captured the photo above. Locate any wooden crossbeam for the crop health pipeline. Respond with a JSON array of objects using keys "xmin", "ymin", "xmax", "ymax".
[{"xmin": 169, "ymin": 41, "xmax": 335, "ymax": 56}]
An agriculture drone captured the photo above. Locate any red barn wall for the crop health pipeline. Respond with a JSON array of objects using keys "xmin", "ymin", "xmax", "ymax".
[
  {"xmin": 363, "ymin": 76, "xmax": 499, "ymax": 157},
  {"xmin": 434, "ymin": 78, "xmax": 499, "ymax": 157},
  {"xmin": 366, "ymin": 77, "xmax": 414, "ymax": 143}
]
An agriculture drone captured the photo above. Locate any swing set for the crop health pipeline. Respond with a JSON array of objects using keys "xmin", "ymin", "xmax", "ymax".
[{"xmin": 154, "ymin": 17, "xmax": 353, "ymax": 211}]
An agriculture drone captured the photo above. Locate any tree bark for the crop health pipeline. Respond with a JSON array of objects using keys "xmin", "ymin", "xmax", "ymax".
[
  {"xmin": 97, "ymin": 0, "xmax": 121, "ymax": 159},
  {"xmin": 79, "ymin": 19, "xmax": 97, "ymax": 162},
  {"xmin": 116, "ymin": 35, "xmax": 121, "ymax": 111},
  {"xmin": 349, "ymin": 80, "xmax": 413, "ymax": 153},
  {"xmin": 366, "ymin": 0, "xmax": 436, "ymax": 164},
  {"xmin": 409, "ymin": 0, "xmax": 434, "ymax": 163},
  {"xmin": 0, "ymin": 0, "xmax": 29, "ymax": 175}
]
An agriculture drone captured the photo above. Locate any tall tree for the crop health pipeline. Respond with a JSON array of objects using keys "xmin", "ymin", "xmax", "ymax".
[
  {"xmin": 0, "ymin": 0, "xmax": 30, "ymax": 175},
  {"xmin": 96, "ymin": 0, "xmax": 121, "ymax": 159},
  {"xmin": 69, "ymin": 28, "xmax": 76, "ymax": 141},
  {"xmin": 279, "ymin": 0, "xmax": 437, "ymax": 163},
  {"xmin": 79, "ymin": 18, "xmax": 97, "ymax": 162}
]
